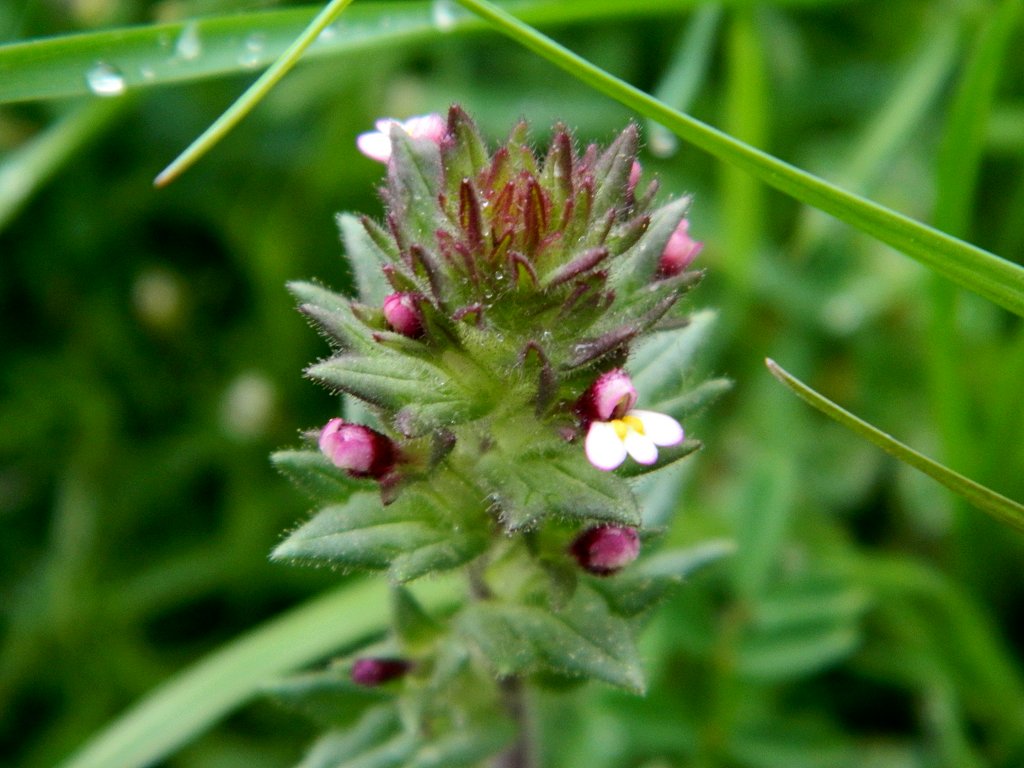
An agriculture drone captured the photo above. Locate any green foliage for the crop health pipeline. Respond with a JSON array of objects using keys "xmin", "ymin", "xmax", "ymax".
[
  {"xmin": 457, "ymin": 586, "xmax": 646, "ymax": 692},
  {"xmin": 4, "ymin": 1, "xmax": 1024, "ymax": 768}
]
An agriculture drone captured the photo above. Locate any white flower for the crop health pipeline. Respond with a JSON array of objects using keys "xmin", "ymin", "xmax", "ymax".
[
  {"xmin": 356, "ymin": 113, "xmax": 447, "ymax": 163},
  {"xmin": 584, "ymin": 409, "xmax": 684, "ymax": 471}
]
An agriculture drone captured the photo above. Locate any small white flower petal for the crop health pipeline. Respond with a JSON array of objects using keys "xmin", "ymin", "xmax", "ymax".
[
  {"xmin": 356, "ymin": 131, "xmax": 393, "ymax": 163},
  {"xmin": 585, "ymin": 421, "xmax": 628, "ymax": 471},
  {"xmin": 631, "ymin": 410, "xmax": 684, "ymax": 446},
  {"xmin": 623, "ymin": 429, "xmax": 658, "ymax": 465}
]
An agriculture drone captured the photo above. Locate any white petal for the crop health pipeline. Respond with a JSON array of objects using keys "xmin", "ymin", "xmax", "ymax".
[
  {"xmin": 631, "ymin": 410, "xmax": 684, "ymax": 446},
  {"xmin": 356, "ymin": 131, "xmax": 392, "ymax": 163},
  {"xmin": 623, "ymin": 429, "xmax": 658, "ymax": 465},
  {"xmin": 374, "ymin": 118, "xmax": 397, "ymax": 133},
  {"xmin": 585, "ymin": 421, "xmax": 628, "ymax": 471}
]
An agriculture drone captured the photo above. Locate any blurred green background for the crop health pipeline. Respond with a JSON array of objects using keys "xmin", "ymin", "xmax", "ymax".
[{"xmin": 3, "ymin": 0, "xmax": 1024, "ymax": 766}]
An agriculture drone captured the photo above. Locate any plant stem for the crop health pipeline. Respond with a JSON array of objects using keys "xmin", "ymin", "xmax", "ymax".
[{"xmin": 493, "ymin": 676, "xmax": 537, "ymax": 768}]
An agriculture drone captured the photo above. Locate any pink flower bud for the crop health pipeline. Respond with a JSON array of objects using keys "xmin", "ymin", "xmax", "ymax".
[
  {"xmin": 657, "ymin": 219, "xmax": 703, "ymax": 277},
  {"xmin": 627, "ymin": 160, "xmax": 642, "ymax": 196},
  {"xmin": 570, "ymin": 525, "xmax": 640, "ymax": 576},
  {"xmin": 319, "ymin": 418, "xmax": 396, "ymax": 479},
  {"xmin": 579, "ymin": 369, "xmax": 637, "ymax": 423},
  {"xmin": 350, "ymin": 657, "xmax": 411, "ymax": 687},
  {"xmin": 356, "ymin": 114, "xmax": 447, "ymax": 163},
  {"xmin": 382, "ymin": 292, "xmax": 424, "ymax": 338}
]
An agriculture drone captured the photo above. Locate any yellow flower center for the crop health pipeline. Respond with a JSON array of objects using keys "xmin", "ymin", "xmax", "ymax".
[{"xmin": 611, "ymin": 415, "xmax": 644, "ymax": 439}]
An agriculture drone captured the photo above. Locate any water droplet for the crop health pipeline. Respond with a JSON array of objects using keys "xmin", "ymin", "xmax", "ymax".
[
  {"xmin": 316, "ymin": 24, "xmax": 337, "ymax": 44},
  {"xmin": 85, "ymin": 62, "xmax": 126, "ymax": 97},
  {"xmin": 175, "ymin": 22, "xmax": 202, "ymax": 61},
  {"xmin": 139, "ymin": 65, "xmax": 157, "ymax": 81},
  {"xmin": 238, "ymin": 32, "xmax": 266, "ymax": 69},
  {"xmin": 431, "ymin": 0, "xmax": 459, "ymax": 31},
  {"xmin": 649, "ymin": 127, "xmax": 678, "ymax": 159}
]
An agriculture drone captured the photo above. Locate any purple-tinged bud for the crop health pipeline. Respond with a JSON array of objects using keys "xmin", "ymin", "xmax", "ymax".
[
  {"xmin": 578, "ymin": 369, "xmax": 637, "ymax": 423},
  {"xmin": 350, "ymin": 657, "xmax": 412, "ymax": 687},
  {"xmin": 319, "ymin": 418, "xmax": 396, "ymax": 479},
  {"xmin": 383, "ymin": 292, "xmax": 424, "ymax": 338},
  {"xmin": 570, "ymin": 525, "xmax": 640, "ymax": 576},
  {"xmin": 657, "ymin": 219, "xmax": 703, "ymax": 278},
  {"xmin": 627, "ymin": 160, "xmax": 642, "ymax": 196}
]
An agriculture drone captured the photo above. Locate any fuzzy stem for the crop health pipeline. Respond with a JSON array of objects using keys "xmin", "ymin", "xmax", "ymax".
[
  {"xmin": 492, "ymin": 676, "xmax": 537, "ymax": 768},
  {"xmin": 465, "ymin": 562, "xmax": 538, "ymax": 768}
]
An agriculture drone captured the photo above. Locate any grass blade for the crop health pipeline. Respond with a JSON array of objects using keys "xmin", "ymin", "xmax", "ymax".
[
  {"xmin": 153, "ymin": 0, "xmax": 355, "ymax": 186},
  {"xmin": 645, "ymin": 4, "xmax": 722, "ymax": 158},
  {"xmin": 56, "ymin": 576, "xmax": 460, "ymax": 768},
  {"xmin": 453, "ymin": 0, "xmax": 1024, "ymax": 319},
  {"xmin": 0, "ymin": 0, "xmax": 841, "ymax": 106},
  {"xmin": 764, "ymin": 358, "xmax": 1024, "ymax": 535},
  {"xmin": 793, "ymin": 15, "xmax": 960, "ymax": 255},
  {"xmin": 0, "ymin": 98, "xmax": 124, "ymax": 232}
]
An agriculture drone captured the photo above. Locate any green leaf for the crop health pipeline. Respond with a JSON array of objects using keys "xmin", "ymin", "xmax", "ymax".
[
  {"xmin": 730, "ymin": 450, "xmax": 798, "ymax": 599},
  {"xmin": 441, "ymin": 105, "xmax": 491, "ymax": 202},
  {"xmin": 288, "ymin": 280, "xmax": 380, "ymax": 353},
  {"xmin": 298, "ymin": 707, "xmax": 415, "ymax": 768},
  {"xmin": 751, "ymin": 579, "xmax": 871, "ymax": 632},
  {"xmin": 610, "ymin": 195, "xmax": 692, "ymax": 291},
  {"xmin": 454, "ymin": 0, "xmax": 1024, "ymax": 319},
  {"xmin": 387, "ymin": 128, "xmax": 446, "ymax": 248},
  {"xmin": 263, "ymin": 668, "xmax": 391, "ymax": 727},
  {"xmin": 766, "ymin": 358, "xmax": 1024, "ymax": 534},
  {"xmin": 727, "ymin": 723, "xmax": 857, "ymax": 768},
  {"xmin": 338, "ymin": 213, "xmax": 394, "ymax": 305},
  {"xmin": 389, "ymin": 532, "xmax": 490, "ymax": 583},
  {"xmin": 480, "ymin": 450, "xmax": 640, "ymax": 530},
  {"xmin": 651, "ymin": 378, "xmax": 733, "ymax": 422},
  {"xmin": 629, "ymin": 309, "xmax": 717, "ymax": 405},
  {"xmin": 456, "ymin": 586, "xmax": 645, "ymax": 692},
  {"xmin": 272, "ymin": 449, "xmax": 367, "ymax": 501},
  {"xmin": 56, "ymin": 577, "xmax": 461, "ymax": 768},
  {"xmin": 271, "ymin": 490, "xmax": 487, "ymax": 581},
  {"xmin": 0, "ymin": 99, "xmax": 124, "ymax": 233},
  {"xmin": 615, "ymin": 438, "xmax": 703, "ymax": 479},
  {"xmin": 391, "ymin": 586, "xmax": 444, "ymax": 651},
  {"xmin": 272, "ymin": 492, "xmax": 432, "ymax": 568},
  {"xmin": 589, "ymin": 124, "xmax": 638, "ymax": 223},
  {"xmin": 593, "ymin": 539, "xmax": 736, "ymax": 616},
  {"xmin": 306, "ymin": 354, "xmax": 469, "ymax": 427},
  {"xmin": 297, "ymin": 705, "xmax": 511, "ymax": 768},
  {"xmin": 736, "ymin": 624, "xmax": 861, "ymax": 681},
  {"xmin": 405, "ymin": 725, "xmax": 514, "ymax": 768},
  {"xmin": 645, "ymin": 4, "xmax": 722, "ymax": 157}
]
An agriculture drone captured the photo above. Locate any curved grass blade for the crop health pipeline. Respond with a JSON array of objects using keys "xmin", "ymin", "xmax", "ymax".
[
  {"xmin": 926, "ymin": 0, "xmax": 1024, "ymax": 487},
  {"xmin": 764, "ymin": 358, "xmax": 1024, "ymax": 535},
  {"xmin": 0, "ymin": 98, "xmax": 125, "ymax": 232},
  {"xmin": 645, "ymin": 4, "xmax": 722, "ymax": 158},
  {"xmin": 793, "ymin": 15, "xmax": 960, "ymax": 255},
  {"xmin": 453, "ymin": 0, "xmax": 1024, "ymax": 319},
  {"xmin": 56, "ymin": 576, "xmax": 461, "ymax": 768},
  {"xmin": 153, "ymin": 0, "xmax": 355, "ymax": 186},
  {"xmin": 0, "ymin": 0, "xmax": 840, "ymax": 106}
]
